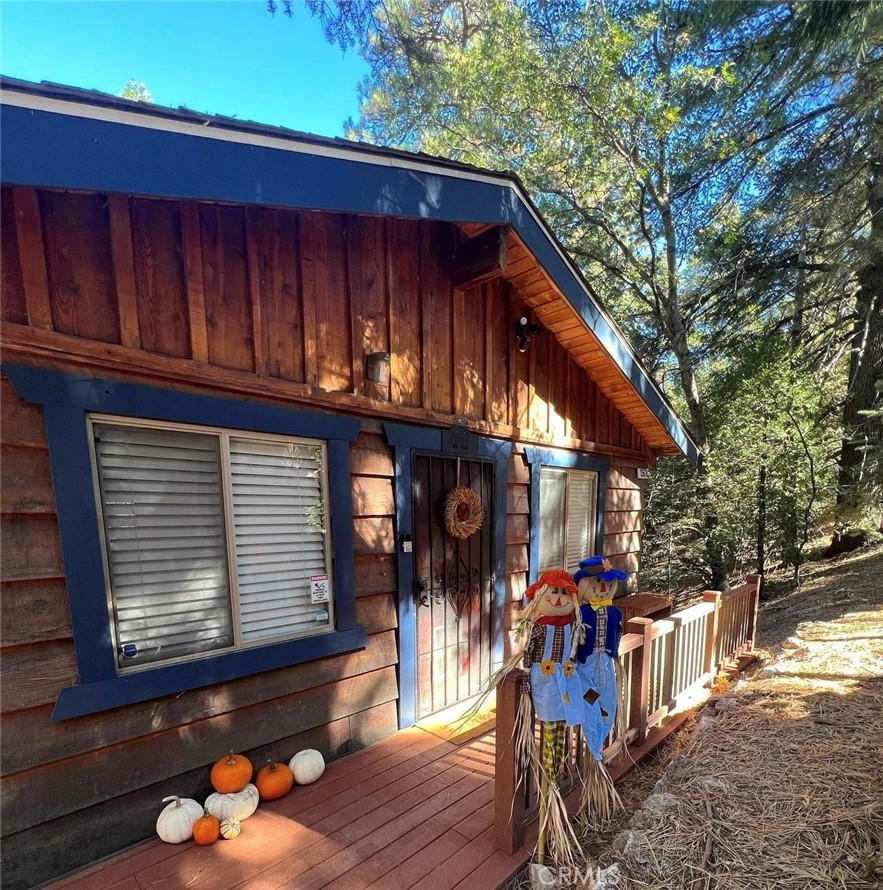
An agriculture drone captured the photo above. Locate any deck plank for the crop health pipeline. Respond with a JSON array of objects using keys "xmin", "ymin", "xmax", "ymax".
[{"xmin": 41, "ymin": 730, "xmax": 508, "ymax": 890}]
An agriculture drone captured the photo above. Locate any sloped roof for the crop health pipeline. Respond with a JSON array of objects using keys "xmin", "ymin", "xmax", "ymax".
[{"xmin": 0, "ymin": 77, "xmax": 699, "ymax": 465}]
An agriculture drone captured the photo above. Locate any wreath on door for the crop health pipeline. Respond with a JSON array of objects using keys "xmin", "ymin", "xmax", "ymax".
[{"xmin": 444, "ymin": 486, "xmax": 485, "ymax": 539}]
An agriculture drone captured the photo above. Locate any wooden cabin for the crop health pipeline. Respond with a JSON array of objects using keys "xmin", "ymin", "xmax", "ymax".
[{"xmin": 0, "ymin": 79, "xmax": 698, "ymax": 889}]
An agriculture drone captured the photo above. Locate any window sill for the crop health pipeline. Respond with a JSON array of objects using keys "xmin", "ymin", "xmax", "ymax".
[{"xmin": 52, "ymin": 626, "xmax": 368, "ymax": 721}]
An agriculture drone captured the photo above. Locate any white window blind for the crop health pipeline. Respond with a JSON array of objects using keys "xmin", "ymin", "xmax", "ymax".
[
  {"xmin": 538, "ymin": 467, "xmax": 599, "ymax": 575},
  {"xmin": 92, "ymin": 419, "xmax": 333, "ymax": 672},
  {"xmin": 565, "ymin": 470, "xmax": 598, "ymax": 573},
  {"xmin": 229, "ymin": 438, "xmax": 332, "ymax": 642},
  {"xmin": 93, "ymin": 423, "xmax": 233, "ymax": 669},
  {"xmin": 538, "ymin": 469, "xmax": 567, "ymax": 572}
]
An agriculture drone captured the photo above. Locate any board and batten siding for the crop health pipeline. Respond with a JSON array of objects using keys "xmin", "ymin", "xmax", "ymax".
[{"xmin": 0, "ymin": 184, "xmax": 651, "ymax": 886}]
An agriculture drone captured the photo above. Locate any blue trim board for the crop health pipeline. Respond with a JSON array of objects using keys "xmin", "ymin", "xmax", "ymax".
[
  {"xmin": 524, "ymin": 447, "xmax": 610, "ymax": 587},
  {"xmin": 53, "ymin": 628, "xmax": 368, "ymax": 721},
  {"xmin": 383, "ymin": 422, "xmax": 513, "ymax": 727},
  {"xmin": 0, "ymin": 91, "xmax": 697, "ymax": 466},
  {"xmin": 3, "ymin": 364, "xmax": 367, "ymax": 721}
]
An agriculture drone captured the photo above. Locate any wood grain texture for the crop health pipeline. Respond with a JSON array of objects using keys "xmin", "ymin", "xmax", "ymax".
[
  {"xmin": 454, "ymin": 284, "xmax": 485, "ymax": 419},
  {"xmin": 312, "ymin": 213, "xmax": 353, "ymax": 392},
  {"xmin": 348, "ymin": 215, "xmax": 389, "ymax": 400},
  {"xmin": 1, "ymin": 187, "xmax": 28, "ymax": 325},
  {"xmin": 353, "ymin": 517, "xmax": 396, "ymax": 555},
  {"xmin": 129, "ymin": 198, "xmax": 190, "ymax": 359},
  {"xmin": 0, "ymin": 444, "xmax": 55, "ymax": 514},
  {"xmin": 11, "ymin": 187, "xmax": 52, "ymax": 331},
  {"xmin": 180, "ymin": 201, "xmax": 209, "ymax": 362},
  {"xmin": 245, "ymin": 206, "xmax": 269, "ymax": 377},
  {"xmin": 106, "ymin": 194, "xmax": 141, "ymax": 350},
  {"xmin": 40, "ymin": 190, "xmax": 120, "ymax": 344},
  {"xmin": 260, "ymin": 208, "xmax": 305, "ymax": 382},
  {"xmin": 0, "ymin": 631, "xmax": 397, "ymax": 777},
  {"xmin": 298, "ymin": 212, "xmax": 320, "ymax": 386},
  {"xmin": 352, "ymin": 477, "xmax": 395, "ymax": 517},
  {"xmin": 0, "ymin": 578, "xmax": 71, "ymax": 648},
  {"xmin": 388, "ymin": 218, "xmax": 422, "ymax": 406},
  {"xmin": 0, "ymin": 639, "xmax": 78, "ymax": 712},
  {"xmin": 0, "ymin": 514, "xmax": 64, "ymax": 582},
  {"xmin": 353, "ymin": 555, "xmax": 397, "ymax": 598},
  {"xmin": 199, "ymin": 203, "xmax": 254, "ymax": 373},
  {"xmin": 425, "ymin": 222, "xmax": 455, "ymax": 415},
  {"xmin": 0, "ymin": 378, "xmax": 47, "ymax": 448},
  {"xmin": 1, "ymin": 664, "xmax": 398, "ymax": 835},
  {"xmin": 2, "ymin": 323, "xmax": 651, "ymax": 463}
]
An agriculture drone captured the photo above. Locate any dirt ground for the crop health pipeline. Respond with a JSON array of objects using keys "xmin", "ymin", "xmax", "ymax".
[{"xmin": 507, "ymin": 543, "xmax": 883, "ymax": 890}]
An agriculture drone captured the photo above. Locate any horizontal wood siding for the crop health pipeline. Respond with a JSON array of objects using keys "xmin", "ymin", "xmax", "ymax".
[{"xmin": 0, "ymin": 383, "xmax": 398, "ymax": 888}]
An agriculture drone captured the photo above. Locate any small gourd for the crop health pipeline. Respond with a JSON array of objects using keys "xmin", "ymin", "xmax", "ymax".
[
  {"xmin": 156, "ymin": 795, "xmax": 202, "ymax": 844},
  {"xmin": 210, "ymin": 750, "xmax": 253, "ymax": 793},
  {"xmin": 289, "ymin": 749, "xmax": 326, "ymax": 785},
  {"xmin": 255, "ymin": 760, "xmax": 295, "ymax": 801},
  {"xmin": 220, "ymin": 817, "xmax": 242, "ymax": 840},
  {"xmin": 204, "ymin": 783, "xmax": 260, "ymax": 821},
  {"xmin": 192, "ymin": 811, "xmax": 220, "ymax": 846}
]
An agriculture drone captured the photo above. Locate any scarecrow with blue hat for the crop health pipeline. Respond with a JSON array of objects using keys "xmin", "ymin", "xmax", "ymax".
[{"xmin": 572, "ymin": 555, "xmax": 628, "ymax": 825}]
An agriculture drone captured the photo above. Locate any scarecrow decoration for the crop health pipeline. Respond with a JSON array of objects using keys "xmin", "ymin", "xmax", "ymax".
[
  {"xmin": 514, "ymin": 569, "xmax": 586, "ymax": 869},
  {"xmin": 573, "ymin": 555, "xmax": 628, "ymax": 826}
]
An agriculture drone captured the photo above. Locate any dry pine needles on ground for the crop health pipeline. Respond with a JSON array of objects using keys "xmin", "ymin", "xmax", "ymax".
[{"xmin": 611, "ymin": 547, "xmax": 883, "ymax": 890}]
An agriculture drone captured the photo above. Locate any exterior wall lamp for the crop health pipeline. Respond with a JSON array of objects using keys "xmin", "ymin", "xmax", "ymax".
[{"xmin": 515, "ymin": 316, "xmax": 541, "ymax": 352}]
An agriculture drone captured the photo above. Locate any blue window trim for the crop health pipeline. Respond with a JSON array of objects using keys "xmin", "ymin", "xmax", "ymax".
[
  {"xmin": 0, "ymin": 96, "xmax": 698, "ymax": 467},
  {"xmin": 3, "ymin": 364, "xmax": 367, "ymax": 721},
  {"xmin": 383, "ymin": 423, "xmax": 512, "ymax": 729},
  {"xmin": 523, "ymin": 446, "xmax": 610, "ymax": 587}
]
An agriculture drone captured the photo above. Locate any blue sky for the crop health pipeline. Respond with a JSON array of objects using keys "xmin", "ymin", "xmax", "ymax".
[{"xmin": 0, "ymin": 1, "xmax": 369, "ymax": 137}]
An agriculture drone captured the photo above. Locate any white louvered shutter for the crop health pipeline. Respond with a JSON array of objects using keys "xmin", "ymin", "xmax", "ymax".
[
  {"xmin": 564, "ymin": 470, "xmax": 598, "ymax": 573},
  {"xmin": 229, "ymin": 438, "xmax": 333, "ymax": 642},
  {"xmin": 538, "ymin": 469, "xmax": 567, "ymax": 572},
  {"xmin": 93, "ymin": 423, "xmax": 233, "ymax": 669}
]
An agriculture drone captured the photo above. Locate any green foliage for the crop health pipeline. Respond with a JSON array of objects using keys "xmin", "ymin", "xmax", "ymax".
[
  {"xmin": 291, "ymin": 0, "xmax": 883, "ymax": 588},
  {"xmin": 119, "ymin": 79, "xmax": 153, "ymax": 103}
]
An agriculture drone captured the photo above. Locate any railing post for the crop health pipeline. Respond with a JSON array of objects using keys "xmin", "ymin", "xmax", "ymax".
[
  {"xmin": 628, "ymin": 617, "xmax": 653, "ymax": 745},
  {"xmin": 746, "ymin": 573, "xmax": 761, "ymax": 649},
  {"xmin": 494, "ymin": 668, "xmax": 526, "ymax": 854},
  {"xmin": 703, "ymin": 591, "xmax": 721, "ymax": 683}
]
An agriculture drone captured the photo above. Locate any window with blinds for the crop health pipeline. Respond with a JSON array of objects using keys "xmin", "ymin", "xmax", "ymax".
[
  {"xmin": 538, "ymin": 468, "xmax": 599, "ymax": 574},
  {"xmin": 91, "ymin": 419, "xmax": 333, "ymax": 672}
]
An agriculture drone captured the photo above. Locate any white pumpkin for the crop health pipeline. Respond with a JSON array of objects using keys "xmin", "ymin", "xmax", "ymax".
[
  {"xmin": 156, "ymin": 795, "xmax": 202, "ymax": 844},
  {"xmin": 289, "ymin": 749, "xmax": 325, "ymax": 785},
  {"xmin": 204, "ymin": 782, "xmax": 259, "ymax": 821},
  {"xmin": 220, "ymin": 817, "xmax": 242, "ymax": 839}
]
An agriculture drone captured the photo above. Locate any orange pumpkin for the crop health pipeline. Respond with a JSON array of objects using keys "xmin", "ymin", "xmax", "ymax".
[
  {"xmin": 192, "ymin": 811, "xmax": 220, "ymax": 846},
  {"xmin": 210, "ymin": 750, "xmax": 253, "ymax": 794},
  {"xmin": 255, "ymin": 760, "xmax": 295, "ymax": 801}
]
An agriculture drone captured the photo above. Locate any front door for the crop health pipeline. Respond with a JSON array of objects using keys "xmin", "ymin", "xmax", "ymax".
[{"xmin": 412, "ymin": 454, "xmax": 494, "ymax": 719}]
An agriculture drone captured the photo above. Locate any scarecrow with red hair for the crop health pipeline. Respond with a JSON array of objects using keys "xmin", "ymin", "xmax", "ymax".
[{"xmin": 512, "ymin": 569, "xmax": 586, "ymax": 868}]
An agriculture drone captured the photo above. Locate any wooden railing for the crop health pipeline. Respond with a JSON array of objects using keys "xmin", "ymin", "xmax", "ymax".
[{"xmin": 494, "ymin": 575, "xmax": 760, "ymax": 853}]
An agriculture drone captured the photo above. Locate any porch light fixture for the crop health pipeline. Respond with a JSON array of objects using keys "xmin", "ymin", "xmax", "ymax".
[{"xmin": 515, "ymin": 316, "xmax": 540, "ymax": 352}]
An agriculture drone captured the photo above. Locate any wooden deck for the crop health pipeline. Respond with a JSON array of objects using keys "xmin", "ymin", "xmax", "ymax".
[{"xmin": 42, "ymin": 728, "xmax": 528, "ymax": 890}]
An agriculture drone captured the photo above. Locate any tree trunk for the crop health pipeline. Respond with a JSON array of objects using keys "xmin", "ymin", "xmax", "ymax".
[{"xmin": 830, "ymin": 146, "xmax": 883, "ymax": 552}]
